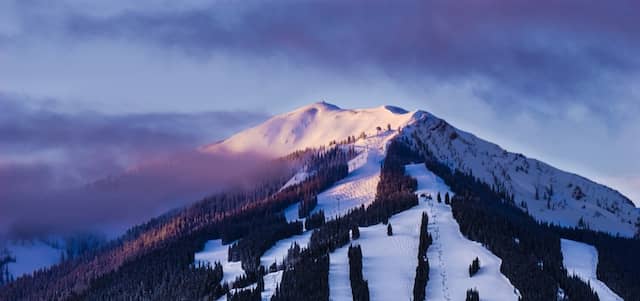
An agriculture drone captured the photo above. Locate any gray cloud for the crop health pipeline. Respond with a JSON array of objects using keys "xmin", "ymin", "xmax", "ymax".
[{"xmin": 11, "ymin": 1, "xmax": 636, "ymax": 99}]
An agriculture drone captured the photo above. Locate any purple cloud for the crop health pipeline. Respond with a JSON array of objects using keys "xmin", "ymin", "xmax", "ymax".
[{"xmin": 0, "ymin": 93, "xmax": 272, "ymax": 239}]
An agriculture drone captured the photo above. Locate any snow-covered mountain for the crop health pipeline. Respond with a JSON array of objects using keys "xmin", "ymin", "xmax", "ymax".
[
  {"xmin": 3, "ymin": 101, "xmax": 637, "ymax": 300},
  {"xmin": 202, "ymin": 102, "xmax": 420, "ymax": 157},
  {"xmin": 202, "ymin": 102, "xmax": 639, "ymax": 237}
]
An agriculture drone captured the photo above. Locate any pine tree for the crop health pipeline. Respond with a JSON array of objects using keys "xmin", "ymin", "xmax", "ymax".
[
  {"xmin": 444, "ymin": 192, "xmax": 450, "ymax": 205},
  {"xmin": 469, "ymin": 257, "xmax": 480, "ymax": 277},
  {"xmin": 465, "ymin": 288, "xmax": 480, "ymax": 301},
  {"xmin": 351, "ymin": 225, "xmax": 360, "ymax": 240},
  {"xmin": 437, "ymin": 192, "xmax": 442, "ymax": 203}
]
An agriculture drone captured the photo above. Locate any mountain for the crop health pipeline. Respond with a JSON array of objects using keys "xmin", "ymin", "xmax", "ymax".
[
  {"xmin": 202, "ymin": 102, "xmax": 419, "ymax": 157},
  {"xmin": 1, "ymin": 102, "xmax": 638, "ymax": 301},
  {"xmin": 206, "ymin": 102, "xmax": 639, "ymax": 237}
]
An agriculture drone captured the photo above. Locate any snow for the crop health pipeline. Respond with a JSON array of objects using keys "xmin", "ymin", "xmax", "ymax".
[
  {"xmin": 405, "ymin": 112, "xmax": 640, "ymax": 237},
  {"xmin": 194, "ymin": 239, "xmax": 244, "ymax": 285},
  {"xmin": 357, "ymin": 204, "xmax": 423, "ymax": 300},
  {"xmin": 283, "ymin": 201, "xmax": 302, "ymax": 223},
  {"xmin": 312, "ymin": 131, "xmax": 394, "ymax": 219},
  {"xmin": 260, "ymin": 231, "xmax": 312, "ymax": 270},
  {"xmin": 280, "ymin": 170, "xmax": 311, "ymax": 192},
  {"xmin": 328, "ymin": 243, "xmax": 354, "ymax": 301},
  {"xmin": 4, "ymin": 240, "xmax": 61, "ymax": 278},
  {"xmin": 203, "ymin": 102, "xmax": 419, "ymax": 158},
  {"xmin": 262, "ymin": 270, "xmax": 284, "ymax": 300},
  {"xmin": 560, "ymin": 239, "xmax": 623, "ymax": 301},
  {"xmin": 406, "ymin": 164, "xmax": 520, "ymax": 301}
]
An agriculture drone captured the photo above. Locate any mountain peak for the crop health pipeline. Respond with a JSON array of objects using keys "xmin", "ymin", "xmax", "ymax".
[
  {"xmin": 296, "ymin": 101, "xmax": 342, "ymax": 113},
  {"xmin": 204, "ymin": 102, "xmax": 422, "ymax": 157},
  {"xmin": 381, "ymin": 105, "xmax": 409, "ymax": 114}
]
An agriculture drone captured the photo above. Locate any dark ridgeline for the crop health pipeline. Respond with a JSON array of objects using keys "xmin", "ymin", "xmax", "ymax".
[
  {"xmin": 412, "ymin": 212, "xmax": 431, "ymax": 301},
  {"xmin": 0, "ymin": 146, "xmax": 353, "ymax": 301}
]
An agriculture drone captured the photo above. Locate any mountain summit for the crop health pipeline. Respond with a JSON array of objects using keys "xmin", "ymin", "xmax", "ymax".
[{"xmin": 202, "ymin": 102, "xmax": 427, "ymax": 157}]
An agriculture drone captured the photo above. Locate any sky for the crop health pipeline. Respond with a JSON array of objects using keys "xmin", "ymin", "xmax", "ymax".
[{"xmin": 1, "ymin": 0, "xmax": 639, "ymax": 238}]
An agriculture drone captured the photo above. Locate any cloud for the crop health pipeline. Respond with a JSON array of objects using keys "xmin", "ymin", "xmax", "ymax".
[
  {"xmin": 4, "ymin": 1, "xmax": 639, "ymax": 118},
  {"xmin": 0, "ymin": 150, "xmax": 290, "ymax": 240},
  {"xmin": 0, "ymin": 93, "xmax": 272, "ymax": 239},
  {"xmin": 13, "ymin": 1, "xmax": 635, "ymax": 97}
]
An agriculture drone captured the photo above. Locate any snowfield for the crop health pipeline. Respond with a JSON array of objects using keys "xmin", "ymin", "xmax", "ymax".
[
  {"xmin": 560, "ymin": 239, "xmax": 623, "ymax": 301},
  {"xmin": 406, "ymin": 164, "xmax": 520, "ymax": 301}
]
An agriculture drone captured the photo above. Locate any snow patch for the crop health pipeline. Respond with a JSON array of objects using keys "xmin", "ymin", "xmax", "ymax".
[
  {"xmin": 560, "ymin": 239, "xmax": 623, "ymax": 301},
  {"xmin": 194, "ymin": 239, "xmax": 244, "ymax": 286}
]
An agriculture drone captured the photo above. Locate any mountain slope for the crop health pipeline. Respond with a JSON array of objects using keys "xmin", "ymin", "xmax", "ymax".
[
  {"xmin": 403, "ymin": 113, "xmax": 639, "ymax": 237},
  {"xmin": 205, "ymin": 102, "xmax": 639, "ymax": 237}
]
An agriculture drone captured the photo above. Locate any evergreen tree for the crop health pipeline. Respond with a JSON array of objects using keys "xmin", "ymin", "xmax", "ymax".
[
  {"xmin": 351, "ymin": 225, "xmax": 360, "ymax": 240},
  {"xmin": 348, "ymin": 245, "xmax": 370, "ymax": 301},
  {"xmin": 465, "ymin": 288, "xmax": 479, "ymax": 301},
  {"xmin": 469, "ymin": 257, "xmax": 480, "ymax": 277},
  {"xmin": 437, "ymin": 192, "xmax": 442, "ymax": 203},
  {"xmin": 444, "ymin": 192, "xmax": 450, "ymax": 205}
]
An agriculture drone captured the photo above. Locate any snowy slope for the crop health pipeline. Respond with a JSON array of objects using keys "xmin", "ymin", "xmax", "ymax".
[
  {"xmin": 404, "ymin": 113, "xmax": 639, "ymax": 237},
  {"xmin": 328, "ymin": 244, "xmax": 353, "ymax": 301},
  {"xmin": 406, "ymin": 164, "xmax": 520, "ymax": 301},
  {"xmin": 357, "ymin": 200, "xmax": 424, "ymax": 300},
  {"xmin": 560, "ymin": 239, "xmax": 623, "ymax": 301},
  {"xmin": 202, "ymin": 102, "xmax": 418, "ymax": 158},
  {"xmin": 312, "ymin": 132, "xmax": 393, "ymax": 219}
]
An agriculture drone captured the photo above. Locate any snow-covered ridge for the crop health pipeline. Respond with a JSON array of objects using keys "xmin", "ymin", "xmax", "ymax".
[
  {"xmin": 404, "ymin": 113, "xmax": 639, "ymax": 237},
  {"xmin": 202, "ymin": 102, "xmax": 425, "ymax": 157}
]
